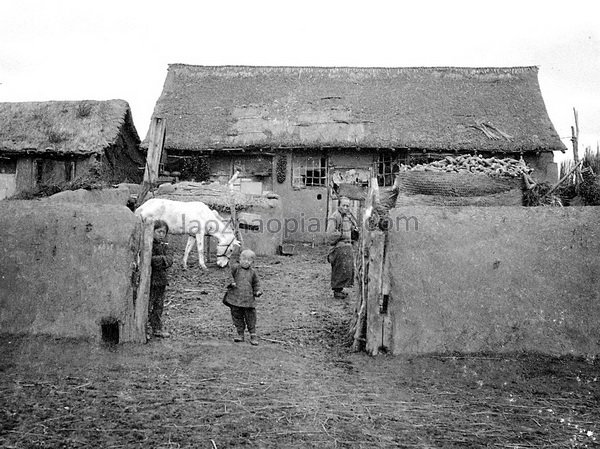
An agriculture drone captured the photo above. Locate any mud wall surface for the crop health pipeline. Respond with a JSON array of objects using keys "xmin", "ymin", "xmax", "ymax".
[
  {"xmin": 237, "ymin": 205, "xmax": 283, "ymax": 255},
  {"xmin": 0, "ymin": 201, "xmax": 139, "ymax": 339},
  {"xmin": 273, "ymin": 152, "xmax": 329, "ymax": 244},
  {"xmin": 384, "ymin": 206, "xmax": 600, "ymax": 355},
  {"xmin": 44, "ymin": 187, "xmax": 131, "ymax": 206}
]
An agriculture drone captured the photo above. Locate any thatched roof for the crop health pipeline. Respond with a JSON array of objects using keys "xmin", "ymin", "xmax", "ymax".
[
  {"xmin": 145, "ymin": 65, "xmax": 566, "ymax": 154},
  {"xmin": 0, "ymin": 99, "xmax": 140, "ymax": 155}
]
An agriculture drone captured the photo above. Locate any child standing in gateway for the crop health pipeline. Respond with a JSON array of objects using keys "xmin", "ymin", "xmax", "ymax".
[
  {"xmin": 148, "ymin": 219, "xmax": 173, "ymax": 339},
  {"xmin": 223, "ymin": 249, "xmax": 262, "ymax": 345}
]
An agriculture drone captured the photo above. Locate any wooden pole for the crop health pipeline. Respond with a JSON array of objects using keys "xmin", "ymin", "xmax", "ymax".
[
  {"xmin": 544, "ymin": 160, "xmax": 584, "ymax": 198},
  {"xmin": 121, "ymin": 219, "xmax": 154, "ymax": 343},
  {"xmin": 572, "ymin": 108, "xmax": 580, "ymax": 165},
  {"xmin": 228, "ymin": 170, "xmax": 243, "ymax": 247},
  {"xmin": 136, "ymin": 117, "xmax": 167, "ymax": 208},
  {"xmin": 365, "ymin": 232, "xmax": 385, "ymax": 356},
  {"xmin": 352, "ymin": 177, "xmax": 379, "ymax": 352},
  {"xmin": 571, "ymin": 108, "xmax": 583, "ymax": 186},
  {"xmin": 134, "ymin": 219, "xmax": 154, "ymax": 342}
]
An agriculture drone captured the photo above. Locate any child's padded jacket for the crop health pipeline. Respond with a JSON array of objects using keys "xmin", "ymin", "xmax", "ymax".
[{"xmin": 224, "ymin": 263, "xmax": 260, "ymax": 308}]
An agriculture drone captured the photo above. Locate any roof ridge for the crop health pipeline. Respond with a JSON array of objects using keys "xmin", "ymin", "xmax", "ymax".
[
  {"xmin": 0, "ymin": 99, "xmax": 129, "ymax": 107},
  {"xmin": 168, "ymin": 64, "xmax": 539, "ymax": 74}
]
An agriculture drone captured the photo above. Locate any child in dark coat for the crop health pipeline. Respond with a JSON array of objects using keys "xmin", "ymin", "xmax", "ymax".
[
  {"xmin": 223, "ymin": 249, "xmax": 262, "ymax": 345},
  {"xmin": 149, "ymin": 219, "xmax": 173, "ymax": 338}
]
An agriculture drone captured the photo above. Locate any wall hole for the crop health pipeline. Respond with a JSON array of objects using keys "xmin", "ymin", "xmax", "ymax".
[
  {"xmin": 380, "ymin": 294, "xmax": 389, "ymax": 314},
  {"xmin": 101, "ymin": 318, "xmax": 120, "ymax": 344},
  {"xmin": 239, "ymin": 222, "xmax": 260, "ymax": 231},
  {"xmin": 316, "ymin": 193, "xmax": 322, "ymax": 200}
]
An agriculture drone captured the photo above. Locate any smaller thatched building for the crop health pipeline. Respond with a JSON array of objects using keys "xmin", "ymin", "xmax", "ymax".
[{"xmin": 0, "ymin": 99, "xmax": 144, "ymax": 199}]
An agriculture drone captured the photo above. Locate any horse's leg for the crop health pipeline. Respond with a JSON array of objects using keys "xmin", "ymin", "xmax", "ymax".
[
  {"xmin": 195, "ymin": 231, "xmax": 208, "ymax": 270},
  {"xmin": 183, "ymin": 235, "xmax": 195, "ymax": 270}
]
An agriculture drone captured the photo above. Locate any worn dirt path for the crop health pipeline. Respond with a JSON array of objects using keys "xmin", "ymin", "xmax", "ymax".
[{"xmin": 1, "ymin": 241, "xmax": 599, "ymax": 448}]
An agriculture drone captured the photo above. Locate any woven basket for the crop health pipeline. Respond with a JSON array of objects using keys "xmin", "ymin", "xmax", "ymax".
[
  {"xmin": 395, "ymin": 171, "xmax": 521, "ymax": 197},
  {"xmin": 394, "ymin": 190, "xmax": 523, "ymax": 207}
]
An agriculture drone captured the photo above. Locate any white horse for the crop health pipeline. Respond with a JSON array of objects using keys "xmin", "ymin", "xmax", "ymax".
[{"xmin": 135, "ymin": 198, "xmax": 240, "ymax": 270}]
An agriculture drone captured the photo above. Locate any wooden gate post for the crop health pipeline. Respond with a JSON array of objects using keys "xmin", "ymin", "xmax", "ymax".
[
  {"xmin": 352, "ymin": 177, "xmax": 381, "ymax": 352},
  {"xmin": 120, "ymin": 219, "xmax": 153, "ymax": 343},
  {"xmin": 121, "ymin": 219, "xmax": 154, "ymax": 343},
  {"xmin": 136, "ymin": 117, "xmax": 167, "ymax": 208},
  {"xmin": 365, "ymin": 232, "xmax": 386, "ymax": 355},
  {"xmin": 135, "ymin": 219, "xmax": 154, "ymax": 342}
]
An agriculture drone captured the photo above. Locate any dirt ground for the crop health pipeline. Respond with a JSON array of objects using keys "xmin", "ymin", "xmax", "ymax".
[{"xmin": 1, "ymin": 240, "xmax": 599, "ymax": 448}]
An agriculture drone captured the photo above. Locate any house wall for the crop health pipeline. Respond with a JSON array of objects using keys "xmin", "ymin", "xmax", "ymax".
[
  {"xmin": 207, "ymin": 156, "xmax": 231, "ymax": 183},
  {"xmin": 170, "ymin": 154, "xmax": 274, "ymax": 190},
  {"xmin": 193, "ymin": 148, "xmax": 558, "ymax": 242},
  {"xmin": 267, "ymin": 149, "xmax": 377, "ymax": 242},
  {"xmin": 0, "ymin": 174, "xmax": 16, "ymax": 200},
  {"xmin": 0, "ymin": 158, "xmax": 17, "ymax": 200},
  {"xmin": 15, "ymin": 158, "xmax": 34, "ymax": 192},
  {"xmin": 102, "ymin": 130, "xmax": 144, "ymax": 183},
  {"xmin": 12, "ymin": 155, "xmax": 91, "ymax": 195},
  {"xmin": 169, "ymin": 150, "xmax": 330, "ymax": 242},
  {"xmin": 74, "ymin": 156, "xmax": 97, "ymax": 180},
  {"xmin": 7, "ymin": 126, "xmax": 143, "ymax": 195},
  {"xmin": 192, "ymin": 149, "xmax": 379, "ymax": 242},
  {"xmin": 232, "ymin": 154, "xmax": 274, "ymax": 191},
  {"xmin": 525, "ymin": 152, "xmax": 558, "ymax": 184},
  {"xmin": 0, "ymin": 201, "xmax": 139, "ymax": 340},
  {"xmin": 377, "ymin": 206, "xmax": 600, "ymax": 355},
  {"xmin": 272, "ymin": 151, "xmax": 328, "ymax": 243}
]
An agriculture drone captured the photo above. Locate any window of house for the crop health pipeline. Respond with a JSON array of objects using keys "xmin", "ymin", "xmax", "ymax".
[
  {"xmin": 375, "ymin": 153, "xmax": 400, "ymax": 187},
  {"xmin": 292, "ymin": 155, "xmax": 327, "ymax": 187},
  {"xmin": 0, "ymin": 159, "xmax": 17, "ymax": 174}
]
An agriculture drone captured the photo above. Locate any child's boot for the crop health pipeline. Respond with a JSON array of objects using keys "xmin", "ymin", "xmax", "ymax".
[
  {"xmin": 234, "ymin": 331, "xmax": 245, "ymax": 343},
  {"xmin": 250, "ymin": 334, "xmax": 259, "ymax": 346}
]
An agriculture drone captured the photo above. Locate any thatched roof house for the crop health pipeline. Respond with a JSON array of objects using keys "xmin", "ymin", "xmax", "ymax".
[
  {"xmin": 145, "ymin": 65, "xmax": 566, "ymax": 241},
  {"xmin": 147, "ymin": 64, "xmax": 566, "ymax": 154},
  {"xmin": 0, "ymin": 99, "xmax": 143, "ymax": 199}
]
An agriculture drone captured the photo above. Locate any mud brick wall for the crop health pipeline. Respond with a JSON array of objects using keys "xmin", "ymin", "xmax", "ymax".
[
  {"xmin": 0, "ymin": 201, "xmax": 139, "ymax": 340},
  {"xmin": 43, "ymin": 187, "xmax": 131, "ymax": 206},
  {"xmin": 383, "ymin": 206, "xmax": 600, "ymax": 355},
  {"xmin": 237, "ymin": 205, "xmax": 283, "ymax": 256}
]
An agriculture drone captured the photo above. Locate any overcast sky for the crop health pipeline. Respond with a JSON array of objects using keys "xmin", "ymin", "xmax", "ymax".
[{"xmin": 1, "ymin": 0, "xmax": 599, "ymax": 160}]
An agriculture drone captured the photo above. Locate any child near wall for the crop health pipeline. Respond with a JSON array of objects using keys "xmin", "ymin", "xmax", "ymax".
[
  {"xmin": 222, "ymin": 249, "xmax": 262, "ymax": 345},
  {"xmin": 148, "ymin": 219, "xmax": 173, "ymax": 339}
]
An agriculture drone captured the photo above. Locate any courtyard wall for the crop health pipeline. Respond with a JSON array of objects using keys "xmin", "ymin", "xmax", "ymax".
[
  {"xmin": 377, "ymin": 206, "xmax": 600, "ymax": 355},
  {"xmin": 0, "ymin": 201, "xmax": 140, "ymax": 340}
]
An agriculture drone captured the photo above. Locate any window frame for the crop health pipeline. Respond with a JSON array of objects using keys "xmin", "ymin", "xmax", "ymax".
[
  {"xmin": 374, "ymin": 152, "xmax": 400, "ymax": 187},
  {"xmin": 292, "ymin": 153, "xmax": 327, "ymax": 188}
]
